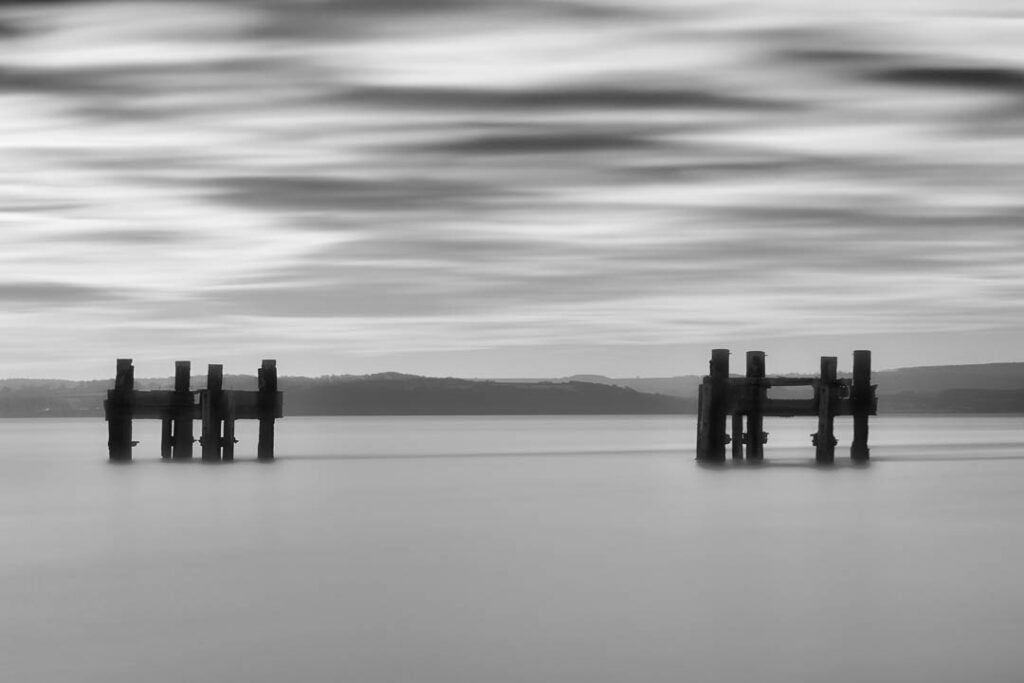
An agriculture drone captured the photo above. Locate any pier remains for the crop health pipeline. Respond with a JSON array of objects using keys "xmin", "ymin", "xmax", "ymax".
[
  {"xmin": 104, "ymin": 359, "xmax": 283, "ymax": 461},
  {"xmin": 696, "ymin": 349, "xmax": 877, "ymax": 464}
]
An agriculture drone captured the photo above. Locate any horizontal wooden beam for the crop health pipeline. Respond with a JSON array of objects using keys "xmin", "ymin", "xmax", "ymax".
[
  {"xmin": 764, "ymin": 377, "xmax": 821, "ymax": 387},
  {"xmin": 107, "ymin": 390, "xmax": 283, "ymax": 421},
  {"xmin": 729, "ymin": 396, "xmax": 878, "ymax": 418},
  {"xmin": 725, "ymin": 376, "xmax": 850, "ymax": 388},
  {"xmin": 227, "ymin": 390, "xmax": 284, "ymax": 419}
]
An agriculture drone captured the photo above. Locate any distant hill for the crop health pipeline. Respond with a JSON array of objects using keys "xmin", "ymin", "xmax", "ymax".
[
  {"xmin": 874, "ymin": 363, "xmax": 1024, "ymax": 393},
  {"xmin": 0, "ymin": 373, "xmax": 690, "ymax": 417},
  {"xmin": 874, "ymin": 363, "xmax": 1024, "ymax": 413},
  {"xmin": 497, "ymin": 362, "xmax": 1024, "ymax": 414},
  {"xmin": 0, "ymin": 362, "xmax": 1022, "ymax": 416},
  {"xmin": 565, "ymin": 375, "xmax": 703, "ymax": 398},
  {"xmin": 490, "ymin": 375, "xmax": 702, "ymax": 397},
  {"xmin": 280, "ymin": 374, "xmax": 689, "ymax": 415}
]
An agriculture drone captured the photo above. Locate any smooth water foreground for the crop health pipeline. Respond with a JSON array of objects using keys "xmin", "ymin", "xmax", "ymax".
[{"xmin": 3, "ymin": 415, "xmax": 1024, "ymax": 682}]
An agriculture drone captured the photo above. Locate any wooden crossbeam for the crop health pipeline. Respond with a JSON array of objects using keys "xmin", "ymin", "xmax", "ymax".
[{"xmin": 123, "ymin": 389, "xmax": 285, "ymax": 420}]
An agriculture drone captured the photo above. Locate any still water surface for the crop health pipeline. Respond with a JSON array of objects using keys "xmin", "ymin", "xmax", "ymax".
[{"xmin": 3, "ymin": 416, "xmax": 1024, "ymax": 682}]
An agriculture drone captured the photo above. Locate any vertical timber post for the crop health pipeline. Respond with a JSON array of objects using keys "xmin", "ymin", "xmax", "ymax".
[
  {"xmin": 202, "ymin": 364, "xmax": 223, "ymax": 461},
  {"xmin": 257, "ymin": 359, "xmax": 278, "ymax": 460},
  {"xmin": 696, "ymin": 382, "xmax": 711, "ymax": 457},
  {"xmin": 222, "ymin": 394, "xmax": 236, "ymax": 461},
  {"xmin": 731, "ymin": 414, "xmax": 744, "ymax": 460},
  {"xmin": 172, "ymin": 361, "xmax": 193, "ymax": 459},
  {"xmin": 697, "ymin": 349, "xmax": 729, "ymax": 462},
  {"xmin": 746, "ymin": 351, "xmax": 766, "ymax": 461},
  {"xmin": 851, "ymin": 350, "xmax": 872, "ymax": 461},
  {"xmin": 106, "ymin": 358, "xmax": 135, "ymax": 461},
  {"xmin": 160, "ymin": 418, "xmax": 173, "ymax": 459},
  {"xmin": 815, "ymin": 356, "xmax": 838, "ymax": 464}
]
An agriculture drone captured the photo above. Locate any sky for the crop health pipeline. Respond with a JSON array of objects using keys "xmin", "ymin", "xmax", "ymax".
[{"xmin": 1, "ymin": 0, "xmax": 1023, "ymax": 380}]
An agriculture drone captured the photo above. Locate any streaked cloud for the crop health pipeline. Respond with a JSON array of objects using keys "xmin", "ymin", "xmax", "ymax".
[
  {"xmin": 0, "ymin": 282, "xmax": 122, "ymax": 306},
  {"xmin": 869, "ymin": 65, "xmax": 1024, "ymax": 95},
  {"xmin": 1, "ymin": 0, "xmax": 1023, "ymax": 378}
]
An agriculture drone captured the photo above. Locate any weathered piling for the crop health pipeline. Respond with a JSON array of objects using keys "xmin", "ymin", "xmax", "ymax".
[
  {"xmin": 696, "ymin": 349, "xmax": 730, "ymax": 462},
  {"xmin": 814, "ymin": 356, "xmax": 838, "ymax": 464},
  {"xmin": 257, "ymin": 359, "xmax": 278, "ymax": 460},
  {"xmin": 697, "ymin": 383, "xmax": 710, "ymax": 456},
  {"xmin": 106, "ymin": 358, "xmax": 135, "ymax": 461},
  {"xmin": 160, "ymin": 418, "xmax": 173, "ymax": 459},
  {"xmin": 172, "ymin": 361, "xmax": 194, "ymax": 459},
  {"xmin": 731, "ymin": 413, "xmax": 744, "ymax": 461},
  {"xmin": 851, "ymin": 350, "xmax": 872, "ymax": 461},
  {"xmin": 745, "ymin": 351, "xmax": 766, "ymax": 461},
  {"xmin": 222, "ymin": 393, "xmax": 236, "ymax": 461},
  {"xmin": 201, "ymin": 364, "xmax": 224, "ymax": 461}
]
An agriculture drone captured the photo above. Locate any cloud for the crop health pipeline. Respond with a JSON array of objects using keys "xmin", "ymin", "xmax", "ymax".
[
  {"xmin": 869, "ymin": 66, "xmax": 1024, "ymax": 96},
  {"xmin": 69, "ymin": 229, "xmax": 185, "ymax": 245},
  {"xmin": 427, "ymin": 129, "xmax": 656, "ymax": 156},
  {"xmin": 349, "ymin": 84, "xmax": 797, "ymax": 113},
  {"xmin": 322, "ymin": 0, "xmax": 503, "ymax": 12},
  {"xmin": 0, "ymin": 282, "xmax": 121, "ymax": 306},
  {"xmin": 1, "ymin": 0, "xmax": 1023, "ymax": 377},
  {"xmin": 212, "ymin": 175, "xmax": 521, "ymax": 215},
  {"xmin": 270, "ymin": 0, "xmax": 642, "ymax": 22},
  {"xmin": 0, "ymin": 66, "xmax": 122, "ymax": 95},
  {"xmin": 777, "ymin": 47, "xmax": 894, "ymax": 68}
]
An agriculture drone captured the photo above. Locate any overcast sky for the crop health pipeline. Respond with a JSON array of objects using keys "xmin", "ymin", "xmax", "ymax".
[{"xmin": 1, "ymin": 0, "xmax": 1023, "ymax": 379}]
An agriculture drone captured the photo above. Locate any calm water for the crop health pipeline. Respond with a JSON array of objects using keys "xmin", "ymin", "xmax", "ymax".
[{"xmin": 3, "ymin": 415, "xmax": 1024, "ymax": 682}]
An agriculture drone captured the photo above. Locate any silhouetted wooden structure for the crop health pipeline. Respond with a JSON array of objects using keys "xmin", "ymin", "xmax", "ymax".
[
  {"xmin": 696, "ymin": 349, "xmax": 877, "ymax": 464},
  {"xmin": 104, "ymin": 359, "xmax": 283, "ymax": 461}
]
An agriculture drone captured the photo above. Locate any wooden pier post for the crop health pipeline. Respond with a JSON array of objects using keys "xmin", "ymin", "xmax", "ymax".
[
  {"xmin": 815, "ymin": 356, "xmax": 838, "ymax": 464},
  {"xmin": 696, "ymin": 382, "xmax": 710, "ymax": 456},
  {"xmin": 851, "ymin": 350, "xmax": 871, "ymax": 461},
  {"xmin": 161, "ymin": 419, "xmax": 173, "ymax": 459},
  {"xmin": 106, "ymin": 358, "xmax": 135, "ymax": 461},
  {"xmin": 222, "ymin": 394, "xmax": 236, "ymax": 461},
  {"xmin": 696, "ymin": 349, "xmax": 730, "ymax": 462},
  {"xmin": 201, "ymin": 364, "xmax": 223, "ymax": 461},
  {"xmin": 731, "ymin": 414, "xmax": 744, "ymax": 460},
  {"xmin": 257, "ymin": 359, "xmax": 277, "ymax": 460},
  {"xmin": 746, "ymin": 351, "xmax": 766, "ymax": 461},
  {"xmin": 172, "ymin": 361, "xmax": 193, "ymax": 459}
]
